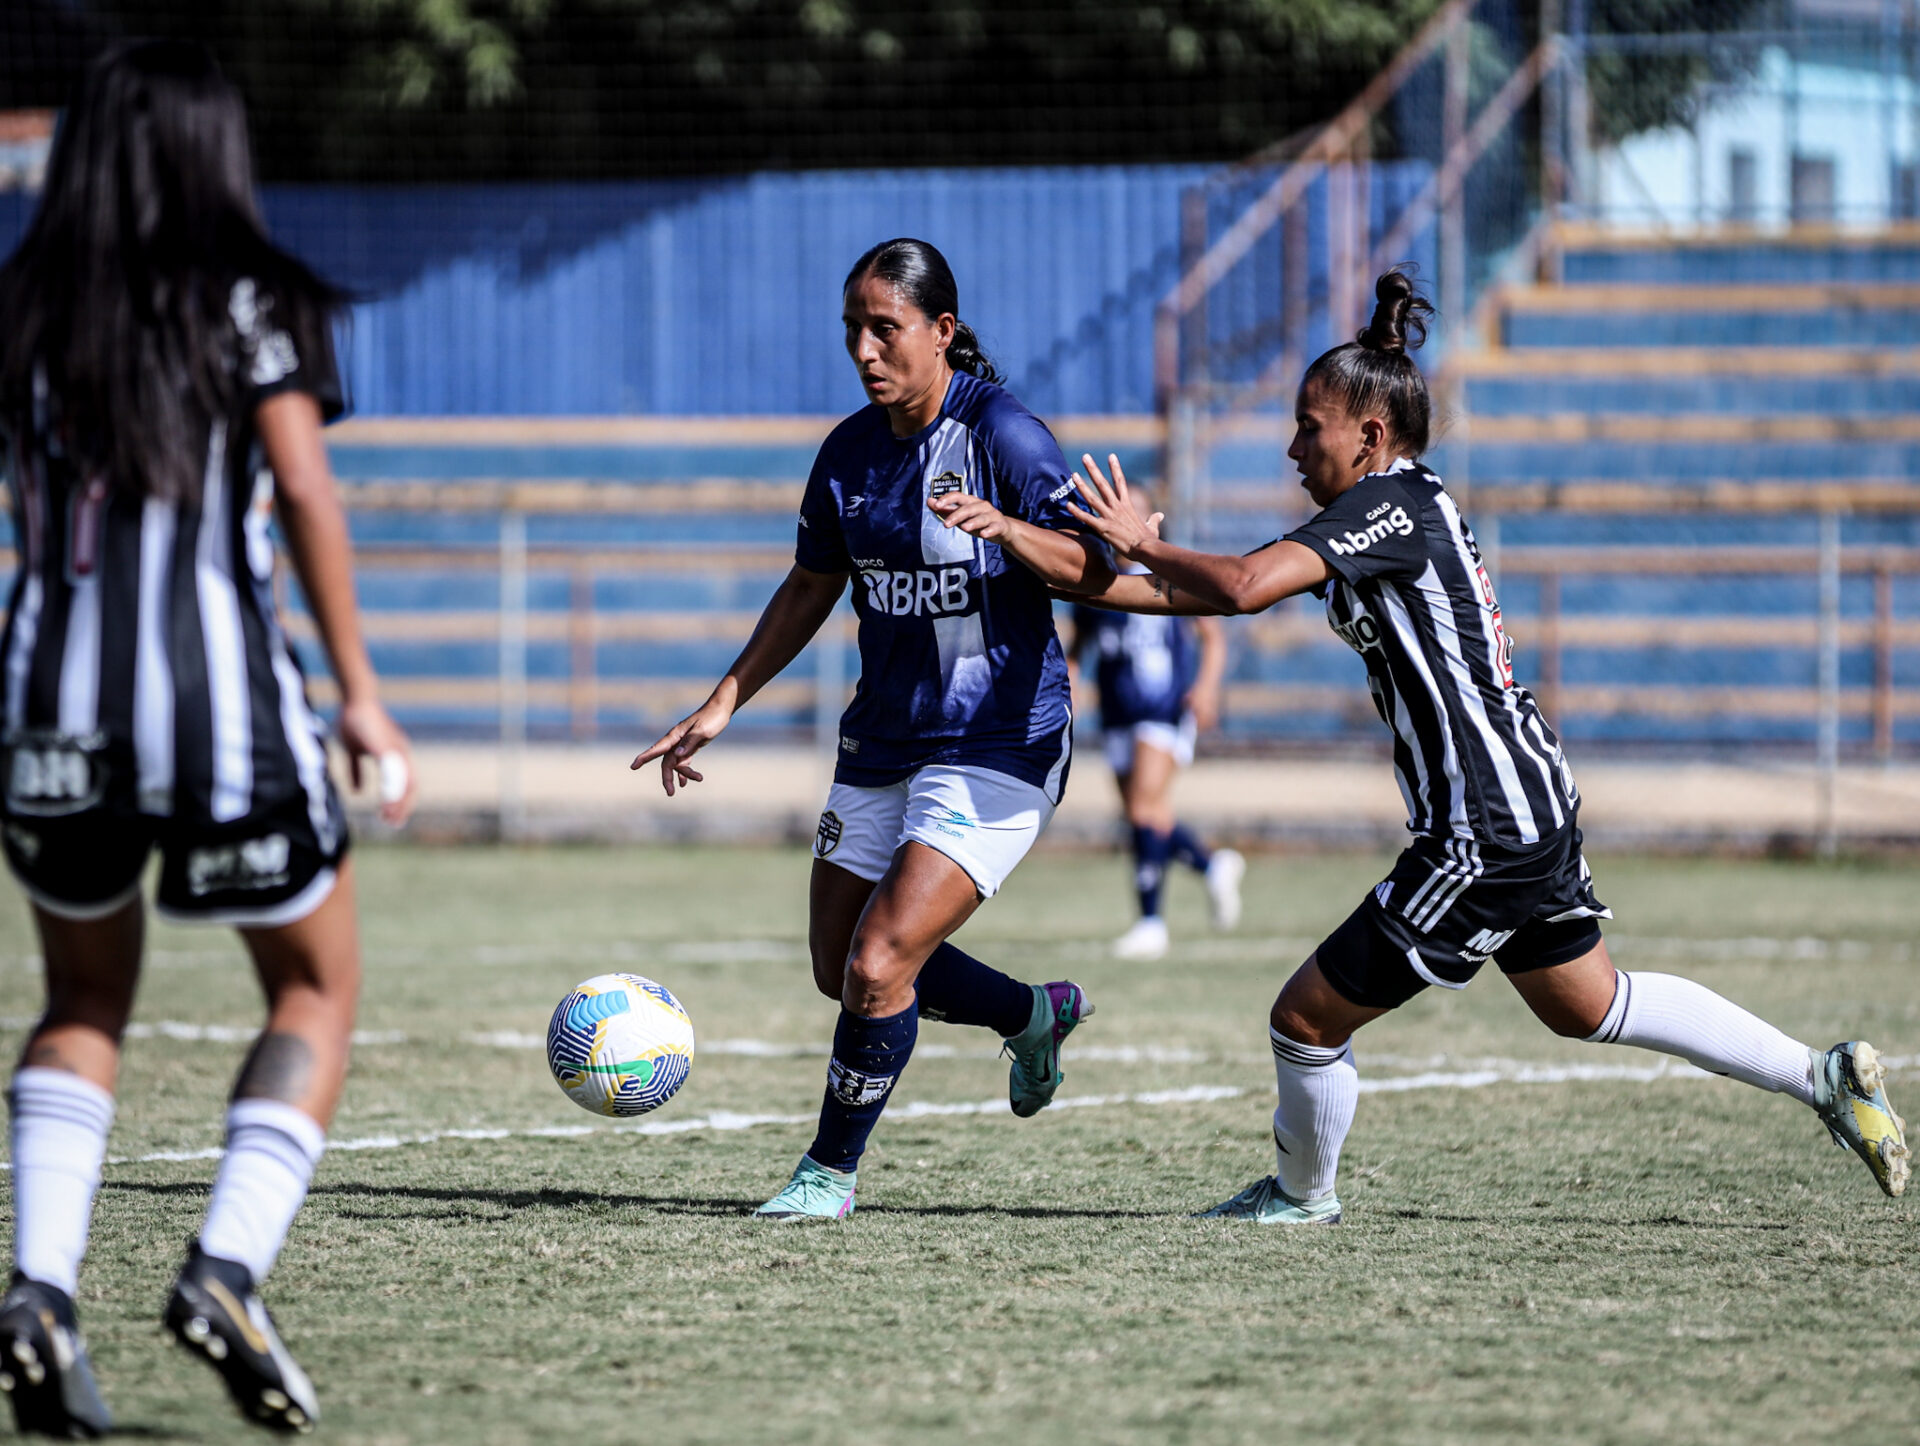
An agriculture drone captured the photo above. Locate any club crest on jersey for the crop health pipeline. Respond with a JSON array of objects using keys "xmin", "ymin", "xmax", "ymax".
[
  {"xmin": 1327, "ymin": 505, "xmax": 1415, "ymax": 557},
  {"xmin": 815, "ymin": 809, "xmax": 843, "ymax": 858},
  {"xmin": 860, "ymin": 564, "xmax": 972, "ymax": 618},
  {"xmin": 929, "ymin": 470, "xmax": 965, "ymax": 499}
]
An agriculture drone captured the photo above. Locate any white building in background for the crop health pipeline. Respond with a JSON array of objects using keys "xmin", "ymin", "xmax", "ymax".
[{"xmin": 1591, "ymin": 12, "xmax": 1920, "ymax": 229}]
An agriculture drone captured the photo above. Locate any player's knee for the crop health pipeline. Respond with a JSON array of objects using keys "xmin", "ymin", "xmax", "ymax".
[
  {"xmin": 808, "ymin": 947, "xmax": 844, "ymax": 1001},
  {"xmin": 1539, "ymin": 996, "xmax": 1608, "ymax": 1039},
  {"xmin": 841, "ymin": 938, "xmax": 912, "ymax": 1014}
]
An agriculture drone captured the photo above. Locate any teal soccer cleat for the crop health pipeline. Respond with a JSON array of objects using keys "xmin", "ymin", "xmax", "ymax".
[
  {"xmin": 1811, "ymin": 1041, "xmax": 1910, "ymax": 1198},
  {"xmin": 1195, "ymin": 1176, "xmax": 1343, "ymax": 1225},
  {"xmin": 753, "ymin": 1155, "xmax": 858, "ymax": 1221},
  {"xmin": 1006, "ymin": 981, "xmax": 1094, "ymax": 1119}
]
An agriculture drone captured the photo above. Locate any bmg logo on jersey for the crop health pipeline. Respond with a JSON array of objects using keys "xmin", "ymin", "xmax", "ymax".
[
  {"xmin": 187, "ymin": 833, "xmax": 292, "ymax": 896},
  {"xmin": 1327, "ymin": 504, "xmax": 1415, "ymax": 557},
  {"xmin": 860, "ymin": 565, "xmax": 972, "ymax": 618}
]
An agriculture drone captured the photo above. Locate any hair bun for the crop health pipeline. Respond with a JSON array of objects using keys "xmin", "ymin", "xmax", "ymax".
[{"xmin": 1358, "ymin": 269, "xmax": 1432, "ymax": 355}]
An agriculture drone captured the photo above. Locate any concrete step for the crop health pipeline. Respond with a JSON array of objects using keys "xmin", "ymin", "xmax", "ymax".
[{"xmin": 1556, "ymin": 225, "xmax": 1920, "ymax": 284}]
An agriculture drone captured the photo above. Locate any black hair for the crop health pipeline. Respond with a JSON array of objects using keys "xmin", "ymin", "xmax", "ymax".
[
  {"xmin": 1300, "ymin": 269, "xmax": 1435, "ymax": 457},
  {"xmin": 843, "ymin": 237, "xmax": 1002, "ymax": 384},
  {"xmin": 0, "ymin": 40, "xmax": 347, "ymax": 502}
]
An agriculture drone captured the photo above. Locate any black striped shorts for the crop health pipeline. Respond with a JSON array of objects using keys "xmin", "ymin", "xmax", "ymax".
[{"xmin": 1317, "ymin": 823, "xmax": 1611, "ymax": 1010}]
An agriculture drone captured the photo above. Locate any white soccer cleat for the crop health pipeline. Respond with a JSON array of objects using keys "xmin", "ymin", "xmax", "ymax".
[
  {"xmin": 1112, "ymin": 916, "xmax": 1170, "ymax": 961},
  {"xmin": 1206, "ymin": 849, "xmax": 1245, "ymax": 930}
]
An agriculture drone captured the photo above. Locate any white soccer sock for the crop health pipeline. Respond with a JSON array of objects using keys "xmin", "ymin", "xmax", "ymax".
[
  {"xmin": 8, "ymin": 1068, "xmax": 115, "ymax": 1296},
  {"xmin": 1585, "ymin": 970, "xmax": 1816, "ymax": 1106},
  {"xmin": 1270, "ymin": 1027, "xmax": 1359, "ymax": 1202},
  {"xmin": 198, "ymin": 1099, "xmax": 327, "ymax": 1284}
]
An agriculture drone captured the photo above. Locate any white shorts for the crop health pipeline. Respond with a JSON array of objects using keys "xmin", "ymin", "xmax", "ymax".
[
  {"xmin": 1102, "ymin": 713, "xmax": 1197, "ymax": 774},
  {"xmin": 812, "ymin": 764, "xmax": 1056, "ymax": 899}
]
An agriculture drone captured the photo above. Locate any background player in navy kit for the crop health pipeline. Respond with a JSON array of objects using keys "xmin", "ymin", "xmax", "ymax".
[
  {"xmin": 0, "ymin": 43, "xmax": 417, "ymax": 1435},
  {"xmin": 939, "ymin": 269, "xmax": 1909, "ymax": 1224},
  {"xmin": 636, "ymin": 239, "xmax": 1110, "ymax": 1220},
  {"xmin": 1066, "ymin": 494, "xmax": 1242, "ymax": 960}
]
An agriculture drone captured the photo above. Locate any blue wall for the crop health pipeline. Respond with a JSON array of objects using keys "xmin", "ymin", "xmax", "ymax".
[{"xmin": 1, "ymin": 162, "xmax": 1434, "ymax": 416}]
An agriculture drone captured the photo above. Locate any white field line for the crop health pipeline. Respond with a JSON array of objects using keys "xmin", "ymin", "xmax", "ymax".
[
  {"xmin": 3, "ymin": 1053, "xmax": 1906, "ymax": 1173},
  {"xmin": 6, "ymin": 1020, "xmax": 1917, "ymax": 1081},
  {"xmin": 0, "ymin": 932, "xmax": 1911, "ymax": 974}
]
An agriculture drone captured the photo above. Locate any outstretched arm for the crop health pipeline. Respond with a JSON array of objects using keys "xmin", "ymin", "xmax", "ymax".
[
  {"xmin": 632, "ymin": 564, "xmax": 848, "ymax": 795},
  {"xmin": 927, "ymin": 492, "xmax": 1113, "ymax": 594},
  {"xmin": 259, "ymin": 392, "xmax": 417, "ymax": 825},
  {"xmin": 1064, "ymin": 454, "xmax": 1330, "ymax": 615}
]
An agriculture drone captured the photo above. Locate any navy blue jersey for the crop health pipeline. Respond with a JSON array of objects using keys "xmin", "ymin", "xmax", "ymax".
[
  {"xmin": 795, "ymin": 372, "xmax": 1077, "ymax": 796},
  {"xmin": 1071, "ymin": 597, "xmax": 1196, "ymax": 729}
]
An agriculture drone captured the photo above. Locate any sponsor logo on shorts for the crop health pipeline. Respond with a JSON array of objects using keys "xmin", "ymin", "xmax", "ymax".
[
  {"xmin": 827, "ymin": 1060, "xmax": 896, "ymax": 1106},
  {"xmin": 839, "ymin": 736, "xmax": 860, "ymax": 755},
  {"xmin": 929, "ymin": 470, "xmax": 965, "ymax": 499},
  {"xmin": 1459, "ymin": 926, "xmax": 1517, "ymax": 965},
  {"xmin": 843, "ymin": 495, "xmax": 867, "ymax": 516},
  {"xmin": 186, "ymin": 834, "xmax": 292, "ymax": 897},
  {"xmin": 1325, "ymin": 505, "xmax": 1415, "ymax": 558},
  {"xmin": 815, "ymin": 810, "xmax": 843, "ymax": 858}
]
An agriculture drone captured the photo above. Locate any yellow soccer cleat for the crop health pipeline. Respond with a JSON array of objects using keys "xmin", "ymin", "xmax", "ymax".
[{"xmin": 1812, "ymin": 1042, "xmax": 1910, "ymax": 1198}]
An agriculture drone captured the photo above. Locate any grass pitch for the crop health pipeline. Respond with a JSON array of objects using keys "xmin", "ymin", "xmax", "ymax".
[{"xmin": 2, "ymin": 844, "xmax": 1917, "ymax": 1445}]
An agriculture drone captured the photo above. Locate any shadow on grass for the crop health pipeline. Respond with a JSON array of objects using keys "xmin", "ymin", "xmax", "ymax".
[
  {"xmin": 106, "ymin": 1179, "xmax": 1164, "ymax": 1221},
  {"xmin": 1381, "ymin": 1207, "xmax": 1794, "ymax": 1232}
]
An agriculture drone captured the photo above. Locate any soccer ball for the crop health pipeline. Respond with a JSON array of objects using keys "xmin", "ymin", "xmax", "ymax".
[{"xmin": 545, "ymin": 973, "xmax": 695, "ymax": 1117}]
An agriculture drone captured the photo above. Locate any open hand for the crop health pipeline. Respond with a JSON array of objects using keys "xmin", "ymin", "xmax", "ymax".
[
  {"xmin": 1065, "ymin": 453, "xmax": 1163, "ymax": 560},
  {"xmin": 632, "ymin": 693, "xmax": 734, "ymax": 796},
  {"xmin": 928, "ymin": 491, "xmax": 1011, "ymax": 543}
]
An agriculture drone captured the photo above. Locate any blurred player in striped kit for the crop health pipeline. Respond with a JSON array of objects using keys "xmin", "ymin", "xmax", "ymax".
[
  {"xmin": 1067, "ymin": 492, "xmax": 1241, "ymax": 960},
  {"xmin": 939, "ymin": 268, "xmax": 1909, "ymax": 1224},
  {"xmin": 0, "ymin": 42, "xmax": 415, "ymax": 1434}
]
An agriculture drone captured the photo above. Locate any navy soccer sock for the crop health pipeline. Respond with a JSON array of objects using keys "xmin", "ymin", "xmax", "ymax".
[
  {"xmin": 1131, "ymin": 825, "xmax": 1172, "ymax": 919},
  {"xmin": 806, "ymin": 1002, "xmax": 918, "ymax": 1173},
  {"xmin": 1168, "ymin": 821, "xmax": 1213, "ymax": 873},
  {"xmin": 915, "ymin": 942, "xmax": 1033, "ymax": 1038}
]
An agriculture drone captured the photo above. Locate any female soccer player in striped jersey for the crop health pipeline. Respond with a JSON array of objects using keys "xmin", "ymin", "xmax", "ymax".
[
  {"xmin": 0, "ymin": 42, "xmax": 415, "ymax": 1433},
  {"xmin": 636, "ymin": 239, "xmax": 1108, "ymax": 1220},
  {"xmin": 934, "ymin": 269, "xmax": 1908, "ymax": 1222}
]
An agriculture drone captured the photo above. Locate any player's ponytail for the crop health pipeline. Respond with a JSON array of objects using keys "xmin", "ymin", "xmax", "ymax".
[
  {"xmin": 844, "ymin": 237, "xmax": 1003, "ymax": 385},
  {"xmin": 1301, "ymin": 269, "xmax": 1434, "ymax": 457}
]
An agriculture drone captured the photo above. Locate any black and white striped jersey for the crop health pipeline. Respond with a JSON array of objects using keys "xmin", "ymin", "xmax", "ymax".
[
  {"xmin": 0, "ymin": 279, "xmax": 344, "ymax": 833},
  {"xmin": 1282, "ymin": 458, "xmax": 1579, "ymax": 848}
]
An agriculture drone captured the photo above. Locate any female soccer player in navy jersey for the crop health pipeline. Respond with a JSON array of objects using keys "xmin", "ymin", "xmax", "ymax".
[
  {"xmin": 0, "ymin": 43, "xmax": 415, "ymax": 1433},
  {"xmin": 935, "ymin": 268, "xmax": 1908, "ymax": 1223},
  {"xmin": 1066, "ymin": 488, "xmax": 1241, "ymax": 960},
  {"xmin": 636, "ymin": 238, "xmax": 1109, "ymax": 1220}
]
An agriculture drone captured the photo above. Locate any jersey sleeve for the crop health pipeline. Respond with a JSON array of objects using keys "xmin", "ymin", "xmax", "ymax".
[
  {"xmin": 794, "ymin": 452, "xmax": 851, "ymax": 574},
  {"xmin": 984, "ymin": 408, "xmax": 1079, "ymax": 530},
  {"xmin": 1282, "ymin": 475, "xmax": 1427, "ymax": 584},
  {"xmin": 231, "ymin": 279, "xmax": 345, "ymax": 422}
]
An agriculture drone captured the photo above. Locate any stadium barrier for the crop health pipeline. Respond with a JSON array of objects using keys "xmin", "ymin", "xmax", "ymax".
[{"xmin": 0, "ymin": 474, "xmax": 1862, "ymax": 853}]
